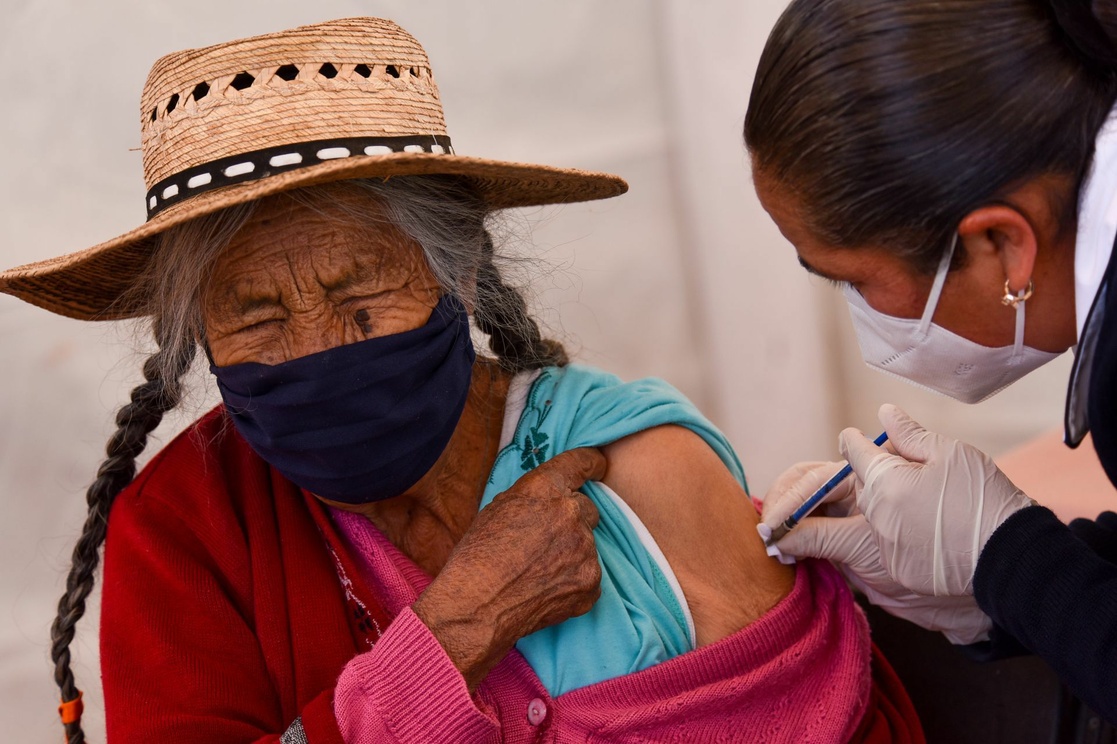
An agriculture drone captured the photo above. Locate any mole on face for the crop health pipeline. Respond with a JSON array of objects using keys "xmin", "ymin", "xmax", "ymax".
[{"xmin": 355, "ymin": 308, "xmax": 372, "ymax": 335}]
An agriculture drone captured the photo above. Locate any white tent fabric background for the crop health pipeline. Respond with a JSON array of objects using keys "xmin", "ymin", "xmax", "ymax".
[{"xmin": 0, "ymin": 1, "xmax": 1072, "ymax": 740}]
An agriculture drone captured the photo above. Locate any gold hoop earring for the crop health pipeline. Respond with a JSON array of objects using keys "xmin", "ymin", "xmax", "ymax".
[{"xmin": 1001, "ymin": 279, "xmax": 1034, "ymax": 308}]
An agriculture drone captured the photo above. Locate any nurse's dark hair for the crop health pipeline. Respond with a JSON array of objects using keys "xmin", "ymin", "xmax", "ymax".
[
  {"xmin": 744, "ymin": 0, "xmax": 1117, "ymax": 273},
  {"xmin": 47, "ymin": 174, "xmax": 564, "ymax": 743}
]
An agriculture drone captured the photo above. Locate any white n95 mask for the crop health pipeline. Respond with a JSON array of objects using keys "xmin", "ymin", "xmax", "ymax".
[{"xmin": 842, "ymin": 236, "xmax": 1060, "ymax": 404}]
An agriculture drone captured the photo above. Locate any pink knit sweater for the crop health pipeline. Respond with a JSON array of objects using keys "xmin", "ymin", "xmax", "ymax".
[{"xmin": 330, "ymin": 508, "xmax": 893, "ymax": 743}]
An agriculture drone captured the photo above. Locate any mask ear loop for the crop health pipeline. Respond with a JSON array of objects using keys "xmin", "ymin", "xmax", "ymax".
[
  {"xmin": 1007, "ymin": 281, "xmax": 1035, "ymax": 363},
  {"xmin": 1010, "ymin": 302, "xmax": 1027, "ymax": 363},
  {"xmin": 916, "ymin": 234, "xmax": 959, "ymax": 338}
]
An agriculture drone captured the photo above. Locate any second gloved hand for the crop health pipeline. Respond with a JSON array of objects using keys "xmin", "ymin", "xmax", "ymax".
[{"xmin": 839, "ymin": 404, "xmax": 1036, "ymax": 597}]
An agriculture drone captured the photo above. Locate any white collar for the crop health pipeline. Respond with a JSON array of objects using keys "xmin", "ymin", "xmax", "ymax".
[{"xmin": 1074, "ymin": 105, "xmax": 1117, "ymax": 340}]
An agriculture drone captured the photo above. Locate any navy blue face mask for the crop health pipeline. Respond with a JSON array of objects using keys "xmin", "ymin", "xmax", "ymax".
[{"xmin": 210, "ymin": 294, "xmax": 476, "ymax": 504}]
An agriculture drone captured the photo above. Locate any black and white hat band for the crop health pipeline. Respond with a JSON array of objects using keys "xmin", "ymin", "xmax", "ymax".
[{"xmin": 145, "ymin": 134, "xmax": 455, "ymax": 219}]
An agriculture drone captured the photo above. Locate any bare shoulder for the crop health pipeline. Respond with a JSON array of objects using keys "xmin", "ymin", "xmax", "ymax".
[{"xmin": 602, "ymin": 425, "xmax": 794, "ymax": 646}]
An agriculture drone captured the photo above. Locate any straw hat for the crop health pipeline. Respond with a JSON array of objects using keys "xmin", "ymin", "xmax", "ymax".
[{"xmin": 0, "ymin": 17, "xmax": 628, "ymax": 321}]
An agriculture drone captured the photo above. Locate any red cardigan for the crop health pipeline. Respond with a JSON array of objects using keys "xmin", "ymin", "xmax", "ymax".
[
  {"xmin": 101, "ymin": 408, "xmax": 380, "ymax": 743},
  {"xmin": 101, "ymin": 408, "xmax": 920, "ymax": 742}
]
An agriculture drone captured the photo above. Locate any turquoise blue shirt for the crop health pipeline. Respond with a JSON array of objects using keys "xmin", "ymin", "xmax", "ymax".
[{"xmin": 480, "ymin": 365, "xmax": 748, "ymax": 696}]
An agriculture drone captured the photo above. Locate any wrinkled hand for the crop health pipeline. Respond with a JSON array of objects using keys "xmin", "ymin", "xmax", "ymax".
[
  {"xmin": 414, "ymin": 447, "xmax": 605, "ymax": 690},
  {"xmin": 762, "ymin": 460, "xmax": 993, "ymax": 644}
]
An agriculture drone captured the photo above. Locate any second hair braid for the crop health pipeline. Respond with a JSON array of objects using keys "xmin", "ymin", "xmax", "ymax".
[{"xmin": 473, "ymin": 232, "xmax": 568, "ymax": 372}]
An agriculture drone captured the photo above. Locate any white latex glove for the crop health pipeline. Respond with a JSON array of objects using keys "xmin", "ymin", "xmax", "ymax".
[
  {"xmin": 840, "ymin": 404, "xmax": 1036, "ymax": 597},
  {"xmin": 761, "ymin": 459, "xmax": 993, "ymax": 644}
]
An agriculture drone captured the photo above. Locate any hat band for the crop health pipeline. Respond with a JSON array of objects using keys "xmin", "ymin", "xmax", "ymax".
[{"xmin": 145, "ymin": 134, "xmax": 455, "ymax": 220}]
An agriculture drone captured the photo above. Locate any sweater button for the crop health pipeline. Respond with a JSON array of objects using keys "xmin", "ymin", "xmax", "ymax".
[{"xmin": 526, "ymin": 698, "xmax": 548, "ymax": 726}]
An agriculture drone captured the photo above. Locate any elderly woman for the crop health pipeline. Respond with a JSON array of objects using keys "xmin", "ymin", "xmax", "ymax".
[{"xmin": 0, "ymin": 18, "xmax": 921, "ymax": 744}]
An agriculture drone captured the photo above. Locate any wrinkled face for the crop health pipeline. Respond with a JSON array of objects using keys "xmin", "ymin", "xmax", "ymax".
[{"xmin": 204, "ymin": 192, "xmax": 442, "ymax": 367}]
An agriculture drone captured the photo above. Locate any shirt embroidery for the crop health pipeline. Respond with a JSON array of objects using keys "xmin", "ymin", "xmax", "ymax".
[{"xmin": 519, "ymin": 398, "xmax": 553, "ymax": 471}]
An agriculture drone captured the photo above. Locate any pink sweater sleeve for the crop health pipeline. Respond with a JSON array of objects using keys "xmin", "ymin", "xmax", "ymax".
[{"xmin": 333, "ymin": 607, "xmax": 500, "ymax": 743}]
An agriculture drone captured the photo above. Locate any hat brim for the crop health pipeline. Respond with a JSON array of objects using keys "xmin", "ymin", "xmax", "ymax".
[{"xmin": 0, "ymin": 153, "xmax": 627, "ymax": 321}]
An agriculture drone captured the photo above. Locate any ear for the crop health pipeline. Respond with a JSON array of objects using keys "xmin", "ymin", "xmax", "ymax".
[{"xmin": 957, "ymin": 205, "xmax": 1037, "ymax": 295}]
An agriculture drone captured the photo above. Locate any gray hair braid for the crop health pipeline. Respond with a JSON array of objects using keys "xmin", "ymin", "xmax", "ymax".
[
  {"xmin": 49, "ymin": 324, "xmax": 195, "ymax": 744},
  {"xmin": 473, "ymin": 231, "xmax": 568, "ymax": 371}
]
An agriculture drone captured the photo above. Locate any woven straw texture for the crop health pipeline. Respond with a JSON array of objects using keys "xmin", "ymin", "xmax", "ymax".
[
  {"xmin": 0, "ymin": 17, "xmax": 627, "ymax": 321},
  {"xmin": 141, "ymin": 18, "xmax": 446, "ymax": 185}
]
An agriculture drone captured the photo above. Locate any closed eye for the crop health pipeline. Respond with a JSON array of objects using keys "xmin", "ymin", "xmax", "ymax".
[
  {"xmin": 232, "ymin": 316, "xmax": 284, "ymax": 334},
  {"xmin": 338, "ymin": 290, "xmax": 393, "ymax": 307},
  {"xmin": 798, "ymin": 256, "xmax": 850, "ymax": 290}
]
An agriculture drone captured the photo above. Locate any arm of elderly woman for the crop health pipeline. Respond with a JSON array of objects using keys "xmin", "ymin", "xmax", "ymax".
[
  {"xmin": 332, "ymin": 426, "xmax": 796, "ymax": 742},
  {"xmin": 603, "ymin": 424, "xmax": 795, "ymax": 644},
  {"xmin": 416, "ymin": 428, "xmax": 793, "ymax": 685}
]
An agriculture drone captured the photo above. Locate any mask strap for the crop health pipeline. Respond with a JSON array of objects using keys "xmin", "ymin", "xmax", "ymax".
[
  {"xmin": 1012, "ymin": 299, "xmax": 1026, "ymax": 361},
  {"xmin": 917, "ymin": 235, "xmax": 958, "ymax": 337}
]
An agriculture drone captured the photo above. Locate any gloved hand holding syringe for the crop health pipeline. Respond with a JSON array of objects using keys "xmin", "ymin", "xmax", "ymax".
[
  {"xmin": 757, "ymin": 431, "xmax": 889, "ymax": 558},
  {"xmin": 757, "ymin": 404, "xmax": 1037, "ymax": 644}
]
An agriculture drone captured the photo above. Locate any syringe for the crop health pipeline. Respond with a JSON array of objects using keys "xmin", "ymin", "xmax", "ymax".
[{"xmin": 760, "ymin": 431, "xmax": 889, "ymax": 547}]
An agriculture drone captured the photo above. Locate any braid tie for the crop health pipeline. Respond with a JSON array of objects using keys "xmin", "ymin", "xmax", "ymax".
[
  {"xmin": 473, "ymin": 232, "xmax": 568, "ymax": 372},
  {"xmin": 50, "ymin": 333, "xmax": 194, "ymax": 744}
]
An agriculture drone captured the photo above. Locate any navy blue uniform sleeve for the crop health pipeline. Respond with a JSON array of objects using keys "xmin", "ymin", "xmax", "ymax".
[
  {"xmin": 973, "ymin": 505, "xmax": 1117, "ymax": 722},
  {"xmin": 1068, "ymin": 511, "xmax": 1117, "ymax": 564}
]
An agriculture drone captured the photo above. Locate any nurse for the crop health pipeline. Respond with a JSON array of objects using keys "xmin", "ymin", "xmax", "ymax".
[{"xmin": 747, "ymin": 0, "xmax": 1117, "ymax": 721}]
